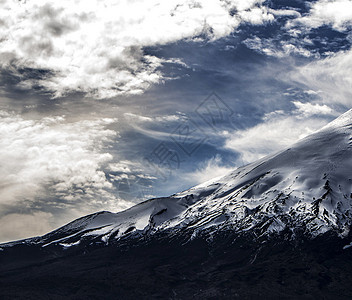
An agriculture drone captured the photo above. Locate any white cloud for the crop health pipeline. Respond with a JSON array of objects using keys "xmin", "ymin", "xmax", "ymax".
[
  {"xmin": 243, "ymin": 36, "xmax": 319, "ymax": 58},
  {"xmin": 291, "ymin": 50, "xmax": 352, "ymax": 106},
  {"xmin": 123, "ymin": 112, "xmax": 183, "ymax": 123},
  {"xmin": 276, "ymin": 1, "xmax": 352, "ymax": 107},
  {"xmin": 0, "ymin": 112, "xmax": 119, "ymax": 205},
  {"xmin": 109, "ymin": 160, "xmax": 156, "ymax": 202},
  {"xmin": 244, "ymin": 1, "xmax": 352, "ymax": 59},
  {"xmin": 293, "ymin": 101, "xmax": 334, "ymax": 117},
  {"xmin": 290, "ymin": 0, "xmax": 352, "ymax": 32},
  {"xmin": 268, "ymin": 8, "xmax": 301, "ymax": 18},
  {"xmin": 0, "ymin": 111, "xmax": 142, "ymax": 242},
  {"xmin": 238, "ymin": 6, "xmax": 274, "ymax": 25},
  {"xmin": 185, "ymin": 155, "xmax": 234, "ymax": 184},
  {"xmin": 123, "ymin": 113, "xmax": 154, "ymax": 123},
  {"xmin": 0, "ymin": 0, "xmax": 274, "ymax": 98},
  {"xmin": 109, "ymin": 160, "xmax": 157, "ymax": 181},
  {"xmin": 225, "ymin": 113, "xmax": 329, "ymax": 164}
]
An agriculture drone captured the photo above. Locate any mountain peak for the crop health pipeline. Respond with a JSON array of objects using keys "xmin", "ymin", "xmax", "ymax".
[{"xmin": 322, "ymin": 108, "xmax": 352, "ymax": 130}]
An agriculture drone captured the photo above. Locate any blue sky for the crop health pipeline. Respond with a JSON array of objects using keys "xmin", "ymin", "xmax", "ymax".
[{"xmin": 0, "ymin": 0, "xmax": 352, "ymax": 242}]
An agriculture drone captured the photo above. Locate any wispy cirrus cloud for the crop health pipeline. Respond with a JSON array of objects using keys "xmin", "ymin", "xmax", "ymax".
[
  {"xmin": 243, "ymin": 36, "xmax": 318, "ymax": 58},
  {"xmin": 224, "ymin": 107, "xmax": 335, "ymax": 164},
  {"xmin": 291, "ymin": 50, "xmax": 352, "ymax": 106}
]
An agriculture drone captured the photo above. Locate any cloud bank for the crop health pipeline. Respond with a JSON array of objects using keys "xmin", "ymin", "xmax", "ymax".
[
  {"xmin": 0, "ymin": 0, "xmax": 274, "ymax": 99},
  {"xmin": 0, "ymin": 112, "xmax": 117, "ymax": 205},
  {"xmin": 0, "ymin": 111, "xmax": 134, "ymax": 242}
]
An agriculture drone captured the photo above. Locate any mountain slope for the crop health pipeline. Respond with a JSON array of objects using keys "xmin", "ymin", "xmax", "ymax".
[{"xmin": 2, "ymin": 109, "xmax": 352, "ymax": 250}]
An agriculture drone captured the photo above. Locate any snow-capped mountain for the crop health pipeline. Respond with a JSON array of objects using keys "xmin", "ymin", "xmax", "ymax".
[
  {"xmin": 2, "ymin": 108, "xmax": 352, "ymax": 250},
  {"xmin": 2, "ymin": 109, "xmax": 352, "ymax": 299}
]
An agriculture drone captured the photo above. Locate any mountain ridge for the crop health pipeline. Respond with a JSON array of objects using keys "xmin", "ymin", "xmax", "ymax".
[{"xmin": 2, "ymin": 109, "xmax": 352, "ymax": 249}]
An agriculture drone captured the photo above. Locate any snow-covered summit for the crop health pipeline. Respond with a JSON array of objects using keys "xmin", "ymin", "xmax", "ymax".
[{"xmin": 2, "ymin": 109, "xmax": 352, "ymax": 248}]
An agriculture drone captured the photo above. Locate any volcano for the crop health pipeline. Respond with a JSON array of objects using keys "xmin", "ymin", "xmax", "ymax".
[{"xmin": 2, "ymin": 110, "xmax": 352, "ymax": 299}]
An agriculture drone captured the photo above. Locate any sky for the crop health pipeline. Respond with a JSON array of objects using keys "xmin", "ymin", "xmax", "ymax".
[{"xmin": 0, "ymin": 0, "xmax": 352, "ymax": 242}]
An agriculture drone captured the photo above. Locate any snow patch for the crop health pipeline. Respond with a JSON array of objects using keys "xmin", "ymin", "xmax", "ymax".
[
  {"xmin": 59, "ymin": 241, "xmax": 81, "ymax": 249},
  {"xmin": 343, "ymin": 242, "xmax": 352, "ymax": 250}
]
